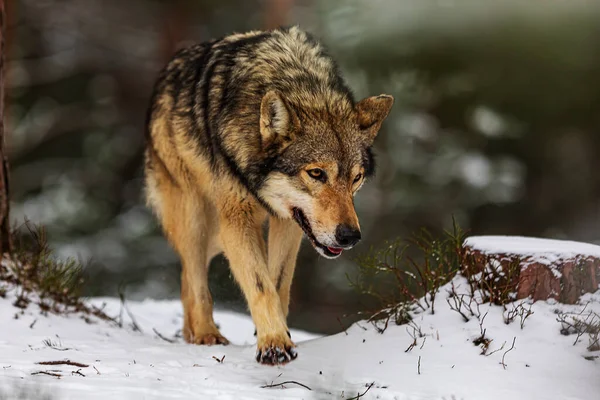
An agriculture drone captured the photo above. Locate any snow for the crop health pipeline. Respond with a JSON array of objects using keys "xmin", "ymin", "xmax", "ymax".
[
  {"xmin": 1, "ymin": 277, "xmax": 599, "ymax": 399},
  {"xmin": 465, "ymin": 235, "xmax": 600, "ymax": 259},
  {"xmin": 465, "ymin": 236, "xmax": 600, "ymax": 269}
]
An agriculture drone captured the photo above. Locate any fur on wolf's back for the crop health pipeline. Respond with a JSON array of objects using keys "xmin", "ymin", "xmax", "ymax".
[{"xmin": 145, "ymin": 26, "xmax": 364, "ymax": 205}]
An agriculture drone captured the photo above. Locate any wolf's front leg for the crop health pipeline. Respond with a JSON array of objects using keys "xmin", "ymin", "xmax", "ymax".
[
  {"xmin": 219, "ymin": 205, "xmax": 297, "ymax": 365},
  {"xmin": 268, "ymin": 216, "xmax": 303, "ymax": 319}
]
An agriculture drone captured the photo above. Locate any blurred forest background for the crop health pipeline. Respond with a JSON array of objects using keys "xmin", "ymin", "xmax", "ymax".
[{"xmin": 6, "ymin": 0, "xmax": 600, "ymax": 333}]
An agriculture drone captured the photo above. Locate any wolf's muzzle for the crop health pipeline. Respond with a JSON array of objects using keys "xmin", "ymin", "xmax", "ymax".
[{"xmin": 335, "ymin": 224, "xmax": 361, "ymax": 248}]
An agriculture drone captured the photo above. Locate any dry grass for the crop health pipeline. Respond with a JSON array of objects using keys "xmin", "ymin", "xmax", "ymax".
[{"xmin": 556, "ymin": 306, "xmax": 600, "ymax": 352}]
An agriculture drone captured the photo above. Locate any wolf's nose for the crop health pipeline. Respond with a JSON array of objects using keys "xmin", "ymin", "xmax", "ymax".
[{"xmin": 335, "ymin": 224, "xmax": 361, "ymax": 248}]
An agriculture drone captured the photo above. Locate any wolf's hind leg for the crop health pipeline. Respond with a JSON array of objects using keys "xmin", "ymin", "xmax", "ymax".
[
  {"xmin": 157, "ymin": 182, "xmax": 228, "ymax": 345},
  {"xmin": 267, "ymin": 216, "xmax": 303, "ymax": 320}
]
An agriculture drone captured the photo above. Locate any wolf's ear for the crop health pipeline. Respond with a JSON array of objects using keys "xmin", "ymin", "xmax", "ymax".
[
  {"xmin": 260, "ymin": 90, "xmax": 297, "ymax": 148},
  {"xmin": 356, "ymin": 94, "xmax": 394, "ymax": 142}
]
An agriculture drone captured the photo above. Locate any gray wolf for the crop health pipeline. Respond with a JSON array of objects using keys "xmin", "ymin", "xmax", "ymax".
[{"xmin": 144, "ymin": 26, "xmax": 393, "ymax": 365}]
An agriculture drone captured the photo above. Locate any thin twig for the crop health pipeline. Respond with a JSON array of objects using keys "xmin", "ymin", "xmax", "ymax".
[
  {"xmin": 501, "ymin": 337, "xmax": 516, "ymax": 369},
  {"xmin": 418, "ymin": 356, "xmax": 421, "ymax": 375},
  {"xmin": 31, "ymin": 370, "xmax": 61, "ymax": 378},
  {"xmin": 42, "ymin": 338, "xmax": 72, "ymax": 351},
  {"xmin": 153, "ymin": 328, "xmax": 175, "ymax": 343},
  {"xmin": 355, "ymin": 322, "xmax": 368, "ymax": 331},
  {"xmin": 260, "ymin": 380, "xmax": 312, "ymax": 391},
  {"xmin": 405, "ymin": 338, "xmax": 417, "ymax": 353},
  {"xmin": 447, "ymin": 296, "xmax": 470, "ymax": 322},
  {"xmin": 29, "ymin": 319, "xmax": 37, "ymax": 329},
  {"xmin": 486, "ymin": 341, "xmax": 506, "ymax": 357},
  {"xmin": 71, "ymin": 369, "xmax": 85, "ymax": 377},
  {"xmin": 119, "ymin": 291, "xmax": 143, "ymax": 333},
  {"xmin": 337, "ymin": 316, "xmax": 348, "ymax": 336},
  {"xmin": 346, "ymin": 382, "xmax": 374, "ymax": 400},
  {"xmin": 479, "ymin": 311, "xmax": 488, "ymax": 336},
  {"xmin": 93, "ymin": 366, "xmax": 101, "ymax": 375},
  {"xmin": 37, "ymin": 360, "xmax": 89, "ymax": 368},
  {"xmin": 212, "ymin": 355, "xmax": 225, "ymax": 363}
]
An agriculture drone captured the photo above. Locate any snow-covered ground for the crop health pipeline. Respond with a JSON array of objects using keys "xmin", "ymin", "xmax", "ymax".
[
  {"xmin": 465, "ymin": 235, "xmax": 600, "ymax": 264},
  {"xmin": 1, "ymin": 273, "xmax": 599, "ymax": 400}
]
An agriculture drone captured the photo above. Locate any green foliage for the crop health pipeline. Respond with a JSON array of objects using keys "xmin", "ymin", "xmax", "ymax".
[
  {"xmin": 5, "ymin": 222, "xmax": 83, "ymax": 307},
  {"xmin": 350, "ymin": 219, "xmax": 466, "ymax": 329},
  {"xmin": 0, "ymin": 221, "xmax": 111, "ymax": 321}
]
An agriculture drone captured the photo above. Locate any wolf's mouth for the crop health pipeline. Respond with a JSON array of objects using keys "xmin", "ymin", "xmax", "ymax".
[{"xmin": 292, "ymin": 207, "xmax": 343, "ymax": 258}]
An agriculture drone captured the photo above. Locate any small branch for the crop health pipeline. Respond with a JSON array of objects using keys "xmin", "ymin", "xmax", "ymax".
[
  {"xmin": 404, "ymin": 322, "xmax": 423, "ymax": 352},
  {"xmin": 500, "ymin": 337, "xmax": 516, "ymax": 369},
  {"xmin": 372, "ymin": 313, "xmax": 390, "ymax": 334},
  {"xmin": 346, "ymin": 382, "xmax": 374, "ymax": 400},
  {"xmin": 212, "ymin": 355, "xmax": 225, "ymax": 363},
  {"xmin": 404, "ymin": 338, "xmax": 417, "ymax": 353},
  {"xmin": 479, "ymin": 311, "xmax": 488, "ymax": 336},
  {"xmin": 418, "ymin": 356, "xmax": 421, "ymax": 375},
  {"xmin": 31, "ymin": 370, "xmax": 62, "ymax": 378},
  {"xmin": 29, "ymin": 319, "xmax": 37, "ymax": 329},
  {"xmin": 446, "ymin": 296, "xmax": 470, "ymax": 322},
  {"xmin": 519, "ymin": 304, "xmax": 534, "ymax": 329},
  {"xmin": 37, "ymin": 360, "xmax": 89, "ymax": 368},
  {"xmin": 355, "ymin": 322, "xmax": 368, "ymax": 331},
  {"xmin": 42, "ymin": 338, "xmax": 72, "ymax": 351},
  {"xmin": 119, "ymin": 290, "xmax": 143, "ymax": 333},
  {"xmin": 153, "ymin": 328, "xmax": 175, "ymax": 343},
  {"xmin": 260, "ymin": 380, "xmax": 312, "ymax": 391},
  {"xmin": 486, "ymin": 341, "xmax": 506, "ymax": 357},
  {"xmin": 337, "ymin": 316, "xmax": 349, "ymax": 335},
  {"xmin": 93, "ymin": 366, "xmax": 101, "ymax": 375},
  {"xmin": 71, "ymin": 369, "xmax": 85, "ymax": 377}
]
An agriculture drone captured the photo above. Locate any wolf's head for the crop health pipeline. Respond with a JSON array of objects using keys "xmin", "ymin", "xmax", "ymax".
[{"xmin": 257, "ymin": 91, "xmax": 394, "ymax": 259}]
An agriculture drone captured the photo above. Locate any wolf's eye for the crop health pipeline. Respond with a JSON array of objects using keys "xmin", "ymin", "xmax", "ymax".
[
  {"xmin": 353, "ymin": 173, "xmax": 363, "ymax": 184},
  {"xmin": 307, "ymin": 168, "xmax": 326, "ymax": 182}
]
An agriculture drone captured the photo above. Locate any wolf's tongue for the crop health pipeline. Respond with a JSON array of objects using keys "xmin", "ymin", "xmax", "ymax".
[{"xmin": 327, "ymin": 247, "xmax": 343, "ymax": 255}]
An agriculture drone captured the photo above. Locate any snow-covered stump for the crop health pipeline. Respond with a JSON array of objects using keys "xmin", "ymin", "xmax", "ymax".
[{"xmin": 463, "ymin": 236, "xmax": 600, "ymax": 304}]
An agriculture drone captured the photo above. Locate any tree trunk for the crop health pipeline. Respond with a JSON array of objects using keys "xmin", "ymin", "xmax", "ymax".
[
  {"xmin": 0, "ymin": 0, "xmax": 11, "ymax": 254},
  {"xmin": 463, "ymin": 236, "xmax": 600, "ymax": 304}
]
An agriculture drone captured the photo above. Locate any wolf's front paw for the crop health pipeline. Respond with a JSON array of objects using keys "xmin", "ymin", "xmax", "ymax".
[
  {"xmin": 184, "ymin": 328, "xmax": 229, "ymax": 345},
  {"xmin": 255, "ymin": 334, "xmax": 297, "ymax": 365},
  {"xmin": 194, "ymin": 333, "xmax": 230, "ymax": 345}
]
